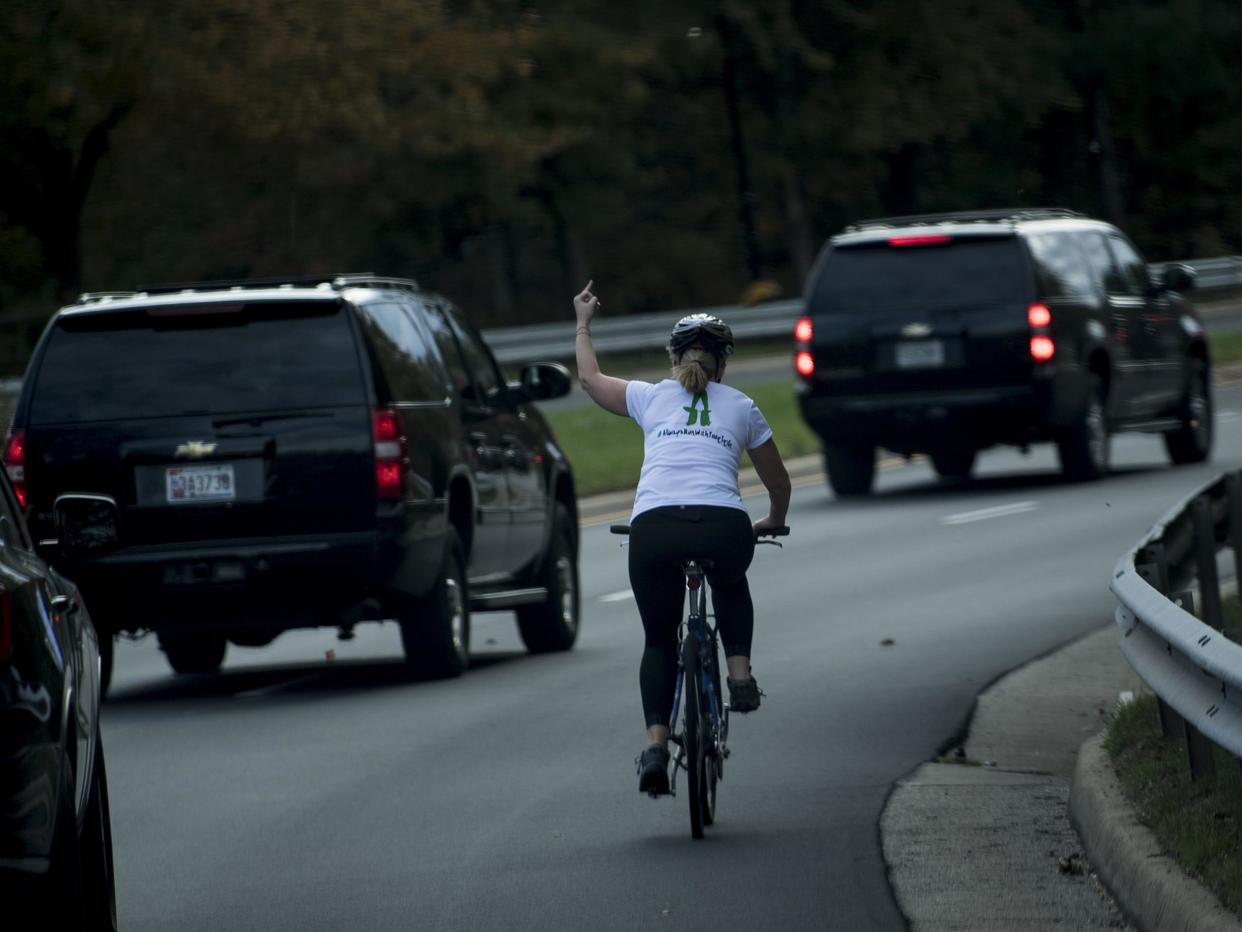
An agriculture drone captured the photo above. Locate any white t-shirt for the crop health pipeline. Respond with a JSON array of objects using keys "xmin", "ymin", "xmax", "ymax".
[{"xmin": 625, "ymin": 378, "xmax": 773, "ymax": 521}]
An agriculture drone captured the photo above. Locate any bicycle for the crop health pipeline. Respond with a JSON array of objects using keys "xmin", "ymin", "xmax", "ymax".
[{"xmin": 611, "ymin": 523, "xmax": 788, "ymax": 839}]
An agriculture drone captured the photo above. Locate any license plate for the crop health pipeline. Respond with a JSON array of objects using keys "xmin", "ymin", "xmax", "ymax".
[
  {"xmin": 895, "ymin": 340, "xmax": 945, "ymax": 369},
  {"xmin": 166, "ymin": 464, "xmax": 236, "ymax": 503}
]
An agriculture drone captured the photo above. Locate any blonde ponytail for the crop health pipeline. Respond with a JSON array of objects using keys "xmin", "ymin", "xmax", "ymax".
[{"xmin": 672, "ymin": 347, "xmax": 717, "ymax": 394}]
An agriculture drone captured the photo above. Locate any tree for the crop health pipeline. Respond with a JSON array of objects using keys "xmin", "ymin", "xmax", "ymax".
[{"xmin": 0, "ymin": 1, "xmax": 146, "ymax": 307}]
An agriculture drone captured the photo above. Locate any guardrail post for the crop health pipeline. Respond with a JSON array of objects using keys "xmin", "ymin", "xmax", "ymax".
[
  {"xmin": 1192, "ymin": 495, "xmax": 1224, "ymax": 631},
  {"xmin": 1184, "ymin": 721, "xmax": 1216, "ymax": 781},
  {"xmin": 1186, "ymin": 504, "xmax": 1225, "ymax": 781},
  {"xmin": 1167, "ymin": 590, "xmax": 1217, "ymax": 780},
  {"xmin": 1227, "ymin": 472, "xmax": 1242, "ymax": 643},
  {"xmin": 1137, "ymin": 546, "xmax": 1182, "ymax": 738}
]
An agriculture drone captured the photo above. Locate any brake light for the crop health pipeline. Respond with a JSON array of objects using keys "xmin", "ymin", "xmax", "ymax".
[
  {"xmin": 371, "ymin": 408, "xmax": 405, "ymax": 500},
  {"xmin": 795, "ymin": 351, "xmax": 815, "ymax": 378},
  {"xmin": 1027, "ymin": 302, "xmax": 1054, "ymax": 361},
  {"xmin": 794, "ymin": 316, "xmax": 813, "ymax": 343},
  {"xmin": 888, "ymin": 235, "xmax": 952, "ymax": 247},
  {"xmin": 3, "ymin": 430, "xmax": 26, "ymax": 510},
  {"xmin": 1030, "ymin": 336, "xmax": 1055, "ymax": 362},
  {"xmin": 0, "ymin": 591, "xmax": 11, "ymax": 660}
]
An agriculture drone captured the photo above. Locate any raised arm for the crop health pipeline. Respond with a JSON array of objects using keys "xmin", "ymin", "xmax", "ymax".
[
  {"xmin": 748, "ymin": 437, "xmax": 791, "ymax": 533},
  {"xmin": 573, "ymin": 281, "xmax": 629, "ymax": 417}
]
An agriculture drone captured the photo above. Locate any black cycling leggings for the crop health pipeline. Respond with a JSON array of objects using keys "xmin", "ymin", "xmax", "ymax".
[{"xmin": 628, "ymin": 505, "xmax": 756, "ymax": 729}]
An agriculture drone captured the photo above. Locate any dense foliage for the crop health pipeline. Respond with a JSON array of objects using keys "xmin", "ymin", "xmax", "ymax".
[{"xmin": 2, "ymin": 0, "xmax": 1240, "ymax": 339}]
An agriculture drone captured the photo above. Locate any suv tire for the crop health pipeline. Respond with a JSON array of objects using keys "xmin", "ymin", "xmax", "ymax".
[
  {"xmin": 401, "ymin": 528, "xmax": 469, "ymax": 679},
  {"xmin": 824, "ymin": 443, "xmax": 876, "ymax": 497},
  {"xmin": 1058, "ymin": 373, "xmax": 1110, "ymax": 481},
  {"xmin": 931, "ymin": 447, "xmax": 976, "ymax": 482},
  {"xmin": 158, "ymin": 631, "xmax": 227, "ymax": 675},
  {"xmin": 516, "ymin": 503, "xmax": 580, "ymax": 653},
  {"xmin": 1164, "ymin": 357, "xmax": 1212, "ymax": 465}
]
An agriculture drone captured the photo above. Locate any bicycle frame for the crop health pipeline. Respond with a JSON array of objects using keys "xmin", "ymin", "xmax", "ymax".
[{"xmin": 668, "ymin": 560, "xmax": 727, "ymax": 798}]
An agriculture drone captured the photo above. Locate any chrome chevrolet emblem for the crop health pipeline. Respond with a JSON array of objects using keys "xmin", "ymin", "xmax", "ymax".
[
  {"xmin": 174, "ymin": 441, "xmax": 218, "ymax": 459},
  {"xmin": 900, "ymin": 323, "xmax": 932, "ymax": 338}
]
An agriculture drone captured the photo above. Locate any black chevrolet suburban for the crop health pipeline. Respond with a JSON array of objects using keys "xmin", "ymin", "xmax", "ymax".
[
  {"xmin": 3, "ymin": 275, "xmax": 580, "ymax": 690},
  {"xmin": 794, "ymin": 209, "xmax": 1212, "ymax": 495}
]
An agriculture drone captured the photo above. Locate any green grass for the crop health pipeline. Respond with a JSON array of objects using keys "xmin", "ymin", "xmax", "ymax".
[
  {"xmin": 545, "ymin": 375, "xmax": 820, "ymax": 498},
  {"xmin": 1104, "ymin": 691, "xmax": 1242, "ymax": 916},
  {"xmin": 1210, "ymin": 330, "xmax": 1242, "ymax": 365}
]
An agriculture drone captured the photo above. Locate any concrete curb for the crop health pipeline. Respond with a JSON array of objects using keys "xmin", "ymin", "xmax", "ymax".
[{"xmin": 1070, "ymin": 733, "xmax": 1242, "ymax": 932}]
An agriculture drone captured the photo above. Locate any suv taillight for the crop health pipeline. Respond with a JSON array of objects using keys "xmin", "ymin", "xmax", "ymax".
[
  {"xmin": 3, "ymin": 430, "xmax": 26, "ymax": 509},
  {"xmin": 1027, "ymin": 302, "xmax": 1055, "ymax": 362},
  {"xmin": 888, "ymin": 234, "xmax": 952, "ymax": 247},
  {"xmin": 372, "ymin": 408, "xmax": 405, "ymax": 500},
  {"xmin": 794, "ymin": 316, "xmax": 814, "ymax": 378}
]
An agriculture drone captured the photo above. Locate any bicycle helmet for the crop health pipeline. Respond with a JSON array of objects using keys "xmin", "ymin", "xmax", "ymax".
[{"xmin": 668, "ymin": 313, "xmax": 735, "ymax": 360}]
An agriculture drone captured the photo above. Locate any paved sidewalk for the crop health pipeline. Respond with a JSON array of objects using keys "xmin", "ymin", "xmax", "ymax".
[{"xmin": 880, "ymin": 623, "xmax": 1242, "ymax": 931}]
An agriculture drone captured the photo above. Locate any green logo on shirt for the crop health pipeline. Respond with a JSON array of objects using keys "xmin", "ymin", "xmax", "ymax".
[{"xmin": 684, "ymin": 391, "xmax": 712, "ymax": 426}]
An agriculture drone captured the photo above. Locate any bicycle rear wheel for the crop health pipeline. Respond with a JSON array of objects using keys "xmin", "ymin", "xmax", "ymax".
[{"xmin": 683, "ymin": 633, "xmax": 709, "ymax": 839}]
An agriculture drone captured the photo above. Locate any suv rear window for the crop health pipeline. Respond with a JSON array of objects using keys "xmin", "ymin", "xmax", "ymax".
[
  {"xmin": 811, "ymin": 237, "xmax": 1030, "ymax": 314},
  {"xmin": 29, "ymin": 301, "xmax": 366, "ymax": 425}
]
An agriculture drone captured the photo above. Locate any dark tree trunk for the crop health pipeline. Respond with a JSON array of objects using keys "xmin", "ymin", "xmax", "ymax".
[
  {"xmin": 1089, "ymin": 84, "xmax": 1126, "ymax": 226},
  {"xmin": 39, "ymin": 101, "xmax": 133, "ymax": 296},
  {"xmin": 881, "ymin": 144, "xmax": 921, "ymax": 216},
  {"xmin": 715, "ymin": 11, "xmax": 762, "ymax": 282}
]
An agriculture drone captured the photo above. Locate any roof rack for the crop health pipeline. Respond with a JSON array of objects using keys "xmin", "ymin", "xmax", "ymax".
[
  {"xmin": 330, "ymin": 274, "xmax": 421, "ymax": 292},
  {"xmin": 129, "ymin": 273, "xmax": 420, "ymax": 297},
  {"xmin": 76, "ymin": 291, "xmax": 140, "ymax": 305},
  {"xmin": 845, "ymin": 208, "xmax": 1085, "ymax": 233}
]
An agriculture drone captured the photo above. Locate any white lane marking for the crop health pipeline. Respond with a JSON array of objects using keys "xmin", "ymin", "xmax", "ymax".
[
  {"xmin": 600, "ymin": 589, "xmax": 635, "ymax": 603},
  {"xmin": 941, "ymin": 501, "xmax": 1039, "ymax": 525}
]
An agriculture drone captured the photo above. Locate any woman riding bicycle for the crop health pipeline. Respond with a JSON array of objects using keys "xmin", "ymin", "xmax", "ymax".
[{"xmin": 572, "ymin": 281, "xmax": 792, "ymax": 796}]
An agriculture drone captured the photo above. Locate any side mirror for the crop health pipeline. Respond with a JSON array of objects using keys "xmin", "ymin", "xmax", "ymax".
[
  {"xmin": 53, "ymin": 494, "xmax": 121, "ymax": 561},
  {"xmin": 1161, "ymin": 263, "xmax": 1196, "ymax": 293},
  {"xmin": 514, "ymin": 362, "xmax": 573, "ymax": 402}
]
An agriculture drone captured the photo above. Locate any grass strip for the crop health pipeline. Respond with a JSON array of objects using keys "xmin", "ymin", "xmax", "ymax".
[
  {"xmin": 1104, "ymin": 691, "xmax": 1242, "ymax": 916},
  {"xmin": 1210, "ymin": 329, "xmax": 1242, "ymax": 365}
]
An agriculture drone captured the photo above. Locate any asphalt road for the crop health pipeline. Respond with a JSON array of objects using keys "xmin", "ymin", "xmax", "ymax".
[{"xmin": 102, "ymin": 385, "xmax": 1242, "ymax": 931}]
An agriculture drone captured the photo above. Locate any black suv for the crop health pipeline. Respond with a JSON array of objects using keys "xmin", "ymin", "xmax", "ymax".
[
  {"xmin": 4, "ymin": 275, "xmax": 580, "ymax": 690},
  {"xmin": 794, "ymin": 209, "xmax": 1212, "ymax": 495}
]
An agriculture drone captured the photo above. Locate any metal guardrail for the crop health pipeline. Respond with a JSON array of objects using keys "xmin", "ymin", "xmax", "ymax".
[
  {"xmin": 485, "ymin": 256, "xmax": 1242, "ymax": 365},
  {"xmin": 1111, "ymin": 469, "xmax": 1242, "ymax": 775}
]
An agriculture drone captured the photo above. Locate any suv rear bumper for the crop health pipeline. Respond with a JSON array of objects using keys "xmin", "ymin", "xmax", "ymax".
[
  {"xmin": 798, "ymin": 382, "xmax": 1060, "ymax": 452},
  {"xmin": 57, "ymin": 529, "xmax": 425, "ymax": 635}
]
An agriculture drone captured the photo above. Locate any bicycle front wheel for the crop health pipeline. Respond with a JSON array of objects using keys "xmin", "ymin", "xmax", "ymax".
[{"xmin": 683, "ymin": 632, "xmax": 708, "ymax": 840}]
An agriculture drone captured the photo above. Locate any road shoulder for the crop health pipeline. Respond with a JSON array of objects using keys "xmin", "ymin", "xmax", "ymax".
[{"xmin": 881, "ymin": 625, "xmax": 1141, "ymax": 930}]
